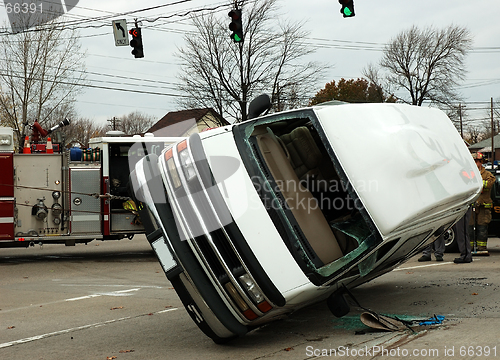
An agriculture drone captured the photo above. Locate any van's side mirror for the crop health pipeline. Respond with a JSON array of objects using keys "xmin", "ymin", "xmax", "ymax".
[{"xmin": 248, "ymin": 94, "xmax": 272, "ymax": 119}]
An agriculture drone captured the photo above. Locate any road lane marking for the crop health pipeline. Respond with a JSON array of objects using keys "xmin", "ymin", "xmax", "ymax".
[
  {"xmin": 0, "ymin": 308, "xmax": 179, "ymax": 349},
  {"xmin": 395, "ymin": 262, "xmax": 453, "ymax": 270},
  {"xmin": 56, "ymin": 283, "xmax": 163, "ymax": 289},
  {"xmin": 64, "ymin": 288, "xmax": 140, "ymax": 301},
  {"xmin": 395, "ymin": 259, "xmax": 480, "ymax": 271},
  {"xmin": 157, "ymin": 308, "xmax": 178, "ymax": 314},
  {"xmin": 101, "ymin": 288, "xmax": 141, "ymax": 294},
  {"xmin": 65, "ymin": 288, "xmax": 140, "ymax": 302},
  {"xmin": 65, "ymin": 294, "xmax": 101, "ymax": 302},
  {"xmin": 2, "ymin": 288, "xmax": 142, "ymax": 313}
]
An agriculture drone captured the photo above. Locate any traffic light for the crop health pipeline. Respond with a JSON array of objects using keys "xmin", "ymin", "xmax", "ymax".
[
  {"xmin": 228, "ymin": 9, "xmax": 243, "ymax": 43},
  {"xmin": 339, "ymin": 0, "xmax": 355, "ymax": 18},
  {"xmin": 129, "ymin": 27, "xmax": 144, "ymax": 58}
]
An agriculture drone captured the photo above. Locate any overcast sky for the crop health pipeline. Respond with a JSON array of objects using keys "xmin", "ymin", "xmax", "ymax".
[{"xmin": 1, "ymin": 0, "xmax": 499, "ymax": 129}]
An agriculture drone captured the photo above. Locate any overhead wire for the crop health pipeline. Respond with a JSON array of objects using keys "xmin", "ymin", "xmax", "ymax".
[
  {"xmin": 0, "ymin": 67, "xmax": 183, "ymax": 93},
  {"xmin": 0, "ymin": 0, "xmax": 224, "ymax": 33},
  {"xmin": 0, "ymin": 69, "xmax": 190, "ymax": 98}
]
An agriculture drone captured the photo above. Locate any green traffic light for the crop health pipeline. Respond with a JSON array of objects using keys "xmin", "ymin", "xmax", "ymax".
[
  {"xmin": 343, "ymin": 8, "xmax": 352, "ymax": 16},
  {"xmin": 234, "ymin": 34, "xmax": 242, "ymax": 42}
]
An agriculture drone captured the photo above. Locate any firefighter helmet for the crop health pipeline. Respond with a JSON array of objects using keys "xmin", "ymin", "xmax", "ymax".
[{"xmin": 472, "ymin": 152, "xmax": 487, "ymax": 163}]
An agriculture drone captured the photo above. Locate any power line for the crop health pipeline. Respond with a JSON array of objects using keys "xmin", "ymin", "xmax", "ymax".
[
  {"xmin": 76, "ymin": 99, "xmax": 170, "ymax": 112},
  {"xmin": 0, "ymin": 69, "xmax": 189, "ymax": 98},
  {"xmin": 0, "ymin": 0, "xmax": 224, "ymax": 34}
]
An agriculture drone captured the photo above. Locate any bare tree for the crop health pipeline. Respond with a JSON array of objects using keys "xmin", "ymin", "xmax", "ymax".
[
  {"xmin": 0, "ymin": 15, "xmax": 86, "ymax": 148},
  {"xmin": 0, "ymin": 91, "xmax": 12, "ymax": 126},
  {"xmin": 115, "ymin": 111, "xmax": 156, "ymax": 136},
  {"xmin": 362, "ymin": 63, "xmax": 396, "ymax": 102},
  {"xmin": 175, "ymin": 0, "xmax": 328, "ymax": 122},
  {"xmin": 464, "ymin": 125, "xmax": 483, "ymax": 145},
  {"xmin": 60, "ymin": 118, "xmax": 106, "ymax": 148},
  {"xmin": 439, "ymin": 102, "xmax": 476, "ymax": 138},
  {"xmin": 377, "ymin": 25, "xmax": 472, "ymax": 107},
  {"xmin": 464, "ymin": 99, "xmax": 500, "ymax": 143}
]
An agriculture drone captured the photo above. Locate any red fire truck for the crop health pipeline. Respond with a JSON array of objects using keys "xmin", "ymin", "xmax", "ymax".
[{"xmin": 0, "ymin": 121, "xmax": 182, "ymax": 248}]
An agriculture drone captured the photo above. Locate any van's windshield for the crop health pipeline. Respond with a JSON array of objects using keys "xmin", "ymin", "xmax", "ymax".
[{"xmin": 233, "ymin": 109, "xmax": 381, "ymax": 284}]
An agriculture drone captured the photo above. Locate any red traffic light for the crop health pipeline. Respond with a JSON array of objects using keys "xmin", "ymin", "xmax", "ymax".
[
  {"xmin": 129, "ymin": 27, "xmax": 144, "ymax": 58},
  {"xmin": 228, "ymin": 9, "xmax": 241, "ymax": 21}
]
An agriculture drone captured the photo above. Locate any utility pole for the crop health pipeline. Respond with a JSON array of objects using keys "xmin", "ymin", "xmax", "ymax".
[
  {"xmin": 107, "ymin": 117, "xmax": 119, "ymax": 131},
  {"xmin": 491, "ymin": 98, "xmax": 495, "ymax": 164},
  {"xmin": 459, "ymin": 103, "xmax": 463, "ymax": 138}
]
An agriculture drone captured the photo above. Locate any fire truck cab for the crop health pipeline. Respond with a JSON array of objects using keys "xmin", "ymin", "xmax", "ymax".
[{"xmin": 0, "ymin": 125, "xmax": 181, "ymax": 248}]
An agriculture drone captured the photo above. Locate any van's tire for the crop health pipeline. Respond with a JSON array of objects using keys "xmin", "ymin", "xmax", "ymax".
[{"xmin": 444, "ymin": 227, "xmax": 459, "ymax": 253}]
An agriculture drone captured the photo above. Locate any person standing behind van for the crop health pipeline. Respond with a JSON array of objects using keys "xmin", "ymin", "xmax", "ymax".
[
  {"xmin": 469, "ymin": 152, "xmax": 495, "ymax": 256},
  {"xmin": 454, "ymin": 207, "xmax": 473, "ymax": 263},
  {"xmin": 418, "ymin": 235, "xmax": 445, "ymax": 262}
]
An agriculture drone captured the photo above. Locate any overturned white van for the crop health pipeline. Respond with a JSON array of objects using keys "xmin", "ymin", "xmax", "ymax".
[{"xmin": 130, "ymin": 99, "xmax": 481, "ymax": 342}]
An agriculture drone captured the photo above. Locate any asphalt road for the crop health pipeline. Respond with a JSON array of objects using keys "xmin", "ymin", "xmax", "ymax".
[{"xmin": 1, "ymin": 236, "xmax": 500, "ymax": 360}]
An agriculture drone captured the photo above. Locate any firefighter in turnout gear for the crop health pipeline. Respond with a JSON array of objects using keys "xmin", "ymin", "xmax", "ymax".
[
  {"xmin": 123, "ymin": 199, "xmax": 142, "ymax": 226},
  {"xmin": 469, "ymin": 152, "xmax": 495, "ymax": 255}
]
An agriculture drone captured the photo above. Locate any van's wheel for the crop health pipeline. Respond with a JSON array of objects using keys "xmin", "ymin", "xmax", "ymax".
[
  {"xmin": 327, "ymin": 291, "xmax": 350, "ymax": 318},
  {"xmin": 444, "ymin": 227, "xmax": 458, "ymax": 253}
]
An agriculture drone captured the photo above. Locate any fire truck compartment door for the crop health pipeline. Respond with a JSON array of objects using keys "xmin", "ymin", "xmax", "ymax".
[
  {"xmin": 0, "ymin": 153, "xmax": 14, "ymax": 197},
  {"xmin": 70, "ymin": 167, "xmax": 101, "ymax": 234},
  {"xmin": 0, "ymin": 200, "xmax": 14, "ymax": 240}
]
